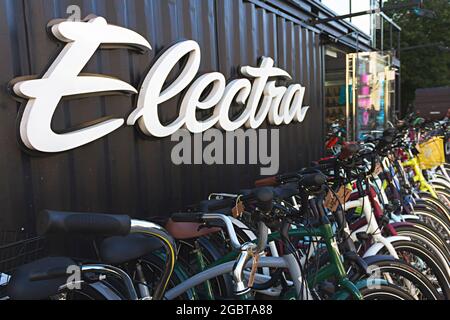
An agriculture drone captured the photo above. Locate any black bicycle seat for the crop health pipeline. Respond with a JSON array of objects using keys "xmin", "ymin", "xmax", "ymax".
[
  {"xmin": 99, "ymin": 234, "xmax": 164, "ymax": 265},
  {"xmin": 7, "ymin": 256, "xmax": 75, "ymax": 300}
]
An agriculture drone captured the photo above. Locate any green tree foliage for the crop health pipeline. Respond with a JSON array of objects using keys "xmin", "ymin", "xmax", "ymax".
[{"xmin": 384, "ymin": 0, "xmax": 450, "ymax": 113}]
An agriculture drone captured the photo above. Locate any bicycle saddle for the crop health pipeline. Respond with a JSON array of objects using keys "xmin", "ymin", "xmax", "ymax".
[
  {"xmin": 165, "ymin": 219, "xmax": 221, "ymax": 240},
  {"xmin": 273, "ymin": 183, "xmax": 299, "ymax": 199},
  {"xmin": 99, "ymin": 234, "xmax": 164, "ymax": 265},
  {"xmin": 198, "ymin": 199, "xmax": 232, "ymax": 215},
  {"xmin": 6, "ymin": 256, "xmax": 75, "ymax": 300}
]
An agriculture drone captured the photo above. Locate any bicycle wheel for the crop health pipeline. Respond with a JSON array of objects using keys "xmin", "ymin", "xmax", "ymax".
[
  {"xmin": 393, "ymin": 221, "xmax": 450, "ymax": 263},
  {"xmin": 435, "ymin": 188, "xmax": 450, "ymax": 209},
  {"xmin": 380, "ymin": 240, "xmax": 450, "ymax": 299},
  {"xmin": 357, "ymin": 284, "xmax": 415, "ymax": 300},
  {"xmin": 63, "ymin": 282, "xmax": 113, "ymax": 300},
  {"xmin": 417, "ymin": 193, "xmax": 450, "ymax": 219},
  {"xmin": 175, "ymin": 237, "xmax": 234, "ymax": 300},
  {"xmin": 414, "ymin": 200, "xmax": 450, "ymax": 223},
  {"xmin": 350, "ymin": 258, "xmax": 441, "ymax": 300},
  {"xmin": 412, "ymin": 208, "xmax": 450, "ymax": 245},
  {"xmin": 129, "ymin": 253, "xmax": 195, "ymax": 300}
]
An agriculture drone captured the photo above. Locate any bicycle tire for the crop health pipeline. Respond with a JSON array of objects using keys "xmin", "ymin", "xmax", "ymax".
[
  {"xmin": 380, "ymin": 240, "xmax": 450, "ymax": 299},
  {"xmin": 350, "ymin": 258, "xmax": 441, "ymax": 300},
  {"xmin": 356, "ymin": 284, "xmax": 415, "ymax": 300}
]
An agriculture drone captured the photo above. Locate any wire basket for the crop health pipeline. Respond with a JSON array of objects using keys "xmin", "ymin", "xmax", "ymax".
[
  {"xmin": 0, "ymin": 231, "xmax": 48, "ymax": 275},
  {"xmin": 417, "ymin": 136, "xmax": 445, "ymax": 170}
]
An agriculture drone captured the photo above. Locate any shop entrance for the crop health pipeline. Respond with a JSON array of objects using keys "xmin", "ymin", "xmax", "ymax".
[
  {"xmin": 346, "ymin": 52, "xmax": 396, "ymax": 141},
  {"xmin": 324, "ymin": 45, "xmax": 350, "ymax": 142},
  {"xmin": 325, "ymin": 45, "xmax": 396, "ymax": 141}
]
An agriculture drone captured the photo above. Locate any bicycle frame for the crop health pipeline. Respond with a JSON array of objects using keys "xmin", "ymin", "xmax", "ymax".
[
  {"xmin": 345, "ymin": 195, "xmax": 410, "ymax": 258},
  {"xmin": 401, "ymin": 155, "xmax": 438, "ymax": 198},
  {"xmin": 163, "ymin": 255, "xmax": 310, "ymax": 300},
  {"xmin": 207, "ymin": 222, "xmax": 363, "ymax": 300}
]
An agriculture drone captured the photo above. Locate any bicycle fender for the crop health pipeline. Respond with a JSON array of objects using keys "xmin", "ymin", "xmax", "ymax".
[
  {"xmin": 87, "ymin": 281, "xmax": 123, "ymax": 300},
  {"xmin": 333, "ymin": 278, "xmax": 390, "ymax": 300},
  {"xmin": 362, "ymin": 236, "xmax": 411, "ymax": 258},
  {"xmin": 390, "ymin": 215, "xmax": 420, "ymax": 222}
]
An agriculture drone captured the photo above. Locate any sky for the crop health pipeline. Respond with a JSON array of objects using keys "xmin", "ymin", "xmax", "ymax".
[{"xmin": 321, "ymin": 0, "xmax": 373, "ymax": 35}]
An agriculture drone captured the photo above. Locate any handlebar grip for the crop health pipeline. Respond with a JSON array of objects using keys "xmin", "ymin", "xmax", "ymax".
[
  {"xmin": 299, "ymin": 173, "xmax": 327, "ymax": 188},
  {"xmin": 376, "ymin": 134, "xmax": 394, "ymax": 151},
  {"xmin": 254, "ymin": 176, "xmax": 278, "ymax": 187},
  {"xmin": 171, "ymin": 212, "xmax": 205, "ymax": 223},
  {"xmin": 277, "ymin": 172, "xmax": 300, "ymax": 182},
  {"xmin": 37, "ymin": 210, "xmax": 131, "ymax": 237},
  {"xmin": 253, "ymin": 187, "xmax": 274, "ymax": 213}
]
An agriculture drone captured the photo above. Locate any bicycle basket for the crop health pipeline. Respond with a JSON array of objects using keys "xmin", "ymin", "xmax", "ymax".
[
  {"xmin": 417, "ymin": 136, "xmax": 446, "ymax": 170},
  {"xmin": 0, "ymin": 231, "xmax": 48, "ymax": 275}
]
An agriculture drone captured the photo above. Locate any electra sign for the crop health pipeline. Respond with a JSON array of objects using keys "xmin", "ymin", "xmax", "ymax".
[{"xmin": 11, "ymin": 16, "xmax": 310, "ymax": 153}]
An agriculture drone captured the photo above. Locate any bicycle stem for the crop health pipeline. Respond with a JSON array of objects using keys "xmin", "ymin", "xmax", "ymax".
[
  {"xmin": 233, "ymin": 242, "xmax": 258, "ymax": 296},
  {"xmin": 233, "ymin": 222, "xmax": 268, "ymax": 296}
]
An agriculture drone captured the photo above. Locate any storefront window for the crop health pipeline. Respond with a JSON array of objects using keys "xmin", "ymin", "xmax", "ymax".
[
  {"xmin": 324, "ymin": 46, "xmax": 348, "ymax": 130},
  {"xmin": 346, "ymin": 51, "xmax": 396, "ymax": 140}
]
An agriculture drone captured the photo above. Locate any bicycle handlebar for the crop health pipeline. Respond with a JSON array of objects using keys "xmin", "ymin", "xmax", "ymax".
[
  {"xmin": 170, "ymin": 212, "xmax": 204, "ymax": 223},
  {"xmin": 171, "ymin": 213, "xmax": 242, "ymax": 249},
  {"xmin": 199, "ymin": 187, "xmax": 274, "ymax": 214},
  {"xmin": 339, "ymin": 143, "xmax": 360, "ymax": 160},
  {"xmin": 255, "ymin": 173, "xmax": 328, "ymax": 189}
]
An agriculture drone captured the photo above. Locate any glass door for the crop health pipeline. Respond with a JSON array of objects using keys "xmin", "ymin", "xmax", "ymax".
[{"xmin": 346, "ymin": 51, "xmax": 395, "ymax": 141}]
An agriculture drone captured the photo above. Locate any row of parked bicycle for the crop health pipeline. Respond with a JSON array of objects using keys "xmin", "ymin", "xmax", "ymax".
[{"xmin": 1, "ymin": 114, "xmax": 450, "ymax": 300}]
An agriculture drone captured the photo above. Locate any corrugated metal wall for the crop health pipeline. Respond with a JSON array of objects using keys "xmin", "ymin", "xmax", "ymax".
[{"xmin": 0, "ymin": 0, "xmax": 324, "ymax": 232}]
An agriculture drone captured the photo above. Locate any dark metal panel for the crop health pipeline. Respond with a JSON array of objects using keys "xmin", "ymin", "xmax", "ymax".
[
  {"xmin": 0, "ymin": 0, "xmax": 32, "ymax": 231},
  {"xmin": 250, "ymin": 0, "xmax": 373, "ymax": 51},
  {"xmin": 0, "ymin": 0, "xmax": 326, "ymax": 232}
]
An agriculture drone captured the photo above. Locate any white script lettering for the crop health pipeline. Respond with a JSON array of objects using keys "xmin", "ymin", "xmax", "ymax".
[{"xmin": 12, "ymin": 16, "xmax": 310, "ymax": 153}]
